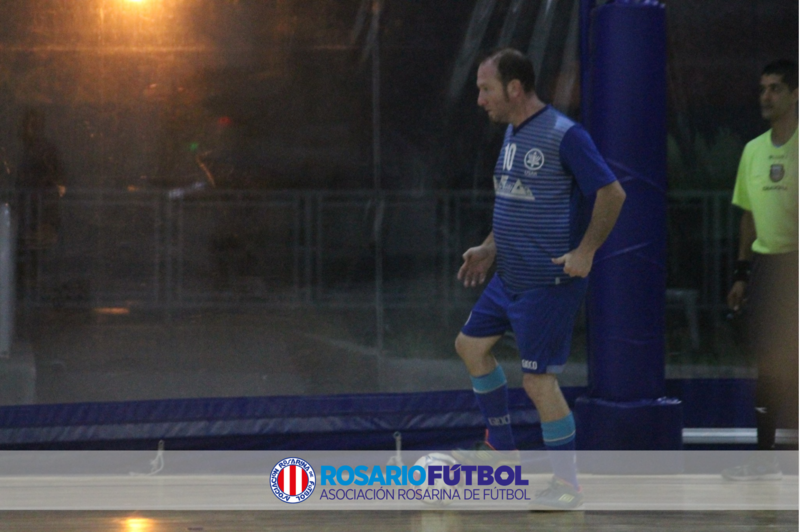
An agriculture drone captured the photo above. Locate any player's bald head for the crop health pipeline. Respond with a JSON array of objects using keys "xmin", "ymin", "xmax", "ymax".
[{"xmin": 479, "ymin": 48, "xmax": 537, "ymax": 94}]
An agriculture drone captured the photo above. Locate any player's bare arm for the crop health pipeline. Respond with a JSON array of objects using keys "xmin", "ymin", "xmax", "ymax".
[
  {"xmin": 458, "ymin": 231, "xmax": 496, "ymax": 287},
  {"xmin": 552, "ymin": 180, "xmax": 626, "ymax": 277},
  {"xmin": 727, "ymin": 210, "xmax": 756, "ymax": 311}
]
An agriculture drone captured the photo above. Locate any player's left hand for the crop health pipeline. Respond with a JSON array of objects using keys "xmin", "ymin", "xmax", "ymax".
[{"xmin": 552, "ymin": 248, "xmax": 594, "ymax": 278}]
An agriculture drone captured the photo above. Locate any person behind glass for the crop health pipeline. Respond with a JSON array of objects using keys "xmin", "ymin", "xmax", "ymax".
[
  {"xmin": 723, "ymin": 60, "xmax": 798, "ymax": 481},
  {"xmin": 16, "ymin": 107, "xmax": 65, "ymax": 290},
  {"xmin": 452, "ymin": 48, "xmax": 626, "ymax": 509}
]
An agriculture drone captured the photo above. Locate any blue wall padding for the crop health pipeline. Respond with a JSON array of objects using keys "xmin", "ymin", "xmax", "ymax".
[
  {"xmin": 584, "ymin": 0, "xmax": 668, "ymax": 402},
  {"xmin": 0, "ymin": 381, "xmax": 756, "ymax": 450},
  {"xmin": 575, "ymin": 396, "xmax": 683, "ymax": 450},
  {"xmin": 665, "ymin": 379, "xmax": 756, "ymax": 428},
  {"xmin": 0, "ymin": 389, "xmax": 552, "ymax": 451}
]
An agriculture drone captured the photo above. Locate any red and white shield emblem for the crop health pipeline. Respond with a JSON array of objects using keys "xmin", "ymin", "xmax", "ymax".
[
  {"xmin": 278, "ymin": 464, "xmax": 310, "ymax": 495},
  {"xmin": 271, "ymin": 457, "xmax": 316, "ymax": 504}
]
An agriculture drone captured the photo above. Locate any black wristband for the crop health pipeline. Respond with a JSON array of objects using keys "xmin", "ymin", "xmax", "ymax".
[{"xmin": 733, "ymin": 260, "xmax": 751, "ymax": 283}]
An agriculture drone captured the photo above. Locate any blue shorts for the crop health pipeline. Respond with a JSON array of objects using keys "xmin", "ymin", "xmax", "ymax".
[{"xmin": 461, "ymin": 273, "xmax": 588, "ymax": 374}]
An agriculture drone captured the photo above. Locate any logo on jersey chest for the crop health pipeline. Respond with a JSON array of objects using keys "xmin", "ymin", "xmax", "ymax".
[
  {"xmin": 769, "ymin": 164, "xmax": 785, "ymax": 182},
  {"xmin": 502, "ymin": 144, "xmax": 546, "ymax": 169},
  {"xmin": 494, "ymin": 175, "xmax": 535, "ymax": 201},
  {"xmin": 502, "ymin": 143, "xmax": 545, "ymax": 179},
  {"xmin": 524, "ymin": 148, "xmax": 545, "ymax": 171}
]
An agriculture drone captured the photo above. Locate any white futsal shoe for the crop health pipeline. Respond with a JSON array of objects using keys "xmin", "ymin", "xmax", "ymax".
[{"xmin": 721, "ymin": 455, "xmax": 782, "ymax": 481}]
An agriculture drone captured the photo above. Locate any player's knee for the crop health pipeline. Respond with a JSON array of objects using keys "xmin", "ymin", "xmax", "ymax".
[
  {"xmin": 522, "ymin": 373, "xmax": 556, "ymax": 402},
  {"xmin": 454, "ymin": 333, "xmax": 471, "ymax": 359},
  {"xmin": 454, "ymin": 333, "xmax": 485, "ymax": 361}
]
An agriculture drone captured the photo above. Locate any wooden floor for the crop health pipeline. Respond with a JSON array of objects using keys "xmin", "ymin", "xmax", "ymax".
[
  {"xmin": 0, "ymin": 471, "xmax": 795, "ymax": 530},
  {"xmin": 0, "ymin": 473, "xmax": 794, "ymax": 511},
  {"xmin": 0, "ymin": 510, "xmax": 796, "ymax": 532}
]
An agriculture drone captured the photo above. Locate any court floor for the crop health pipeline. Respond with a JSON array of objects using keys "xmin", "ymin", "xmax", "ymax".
[
  {"xmin": 0, "ymin": 510, "xmax": 796, "ymax": 532},
  {"xmin": 0, "ymin": 472, "xmax": 794, "ymax": 511}
]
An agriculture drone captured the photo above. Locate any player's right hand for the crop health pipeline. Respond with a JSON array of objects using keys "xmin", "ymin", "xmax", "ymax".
[
  {"xmin": 457, "ymin": 245, "xmax": 495, "ymax": 287},
  {"xmin": 727, "ymin": 281, "xmax": 747, "ymax": 312}
]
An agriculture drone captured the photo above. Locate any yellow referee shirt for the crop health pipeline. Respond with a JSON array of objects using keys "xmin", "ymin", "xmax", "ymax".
[{"xmin": 732, "ymin": 128, "xmax": 799, "ymax": 254}]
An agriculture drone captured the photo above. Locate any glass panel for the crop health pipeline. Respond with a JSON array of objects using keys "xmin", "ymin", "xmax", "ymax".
[{"xmin": 0, "ymin": 0, "xmax": 796, "ymax": 406}]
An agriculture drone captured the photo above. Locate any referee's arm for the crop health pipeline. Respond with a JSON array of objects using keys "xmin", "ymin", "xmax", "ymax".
[{"xmin": 727, "ymin": 210, "xmax": 756, "ymax": 311}]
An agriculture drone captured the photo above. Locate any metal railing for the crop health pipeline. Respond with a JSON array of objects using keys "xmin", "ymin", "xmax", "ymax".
[
  {"xmin": 0, "ymin": 203, "xmax": 15, "ymax": 358},
  {"xmin": 9, "ymin": 188, "xmax": 736, "ymax": 317}
]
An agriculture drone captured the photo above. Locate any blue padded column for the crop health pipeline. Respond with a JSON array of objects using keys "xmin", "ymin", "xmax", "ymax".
[{"xmin": 576, "ymin": 0, "xmax": 683, "ymax": 454}]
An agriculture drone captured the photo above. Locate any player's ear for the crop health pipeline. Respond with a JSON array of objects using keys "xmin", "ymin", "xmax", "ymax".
[{"xmin": 507, "ymin": 79, "xmax": 523, "ymax": 99}]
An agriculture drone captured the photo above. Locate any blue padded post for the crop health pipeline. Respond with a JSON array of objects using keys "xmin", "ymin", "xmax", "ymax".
[{"xmin": 577, "ymin": 0, "xmax": 683, "ymax": 454}]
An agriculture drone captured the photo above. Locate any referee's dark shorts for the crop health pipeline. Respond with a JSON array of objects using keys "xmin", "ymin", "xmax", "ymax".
[{"xmin": 746, "ymin": 251, "xmax": 799, "ymax": 448}]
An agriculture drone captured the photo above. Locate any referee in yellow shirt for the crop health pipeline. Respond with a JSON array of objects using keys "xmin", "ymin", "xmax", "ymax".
[{"xmin": 724, "ymin": 59, "xmax": 798, "ymax": 480}]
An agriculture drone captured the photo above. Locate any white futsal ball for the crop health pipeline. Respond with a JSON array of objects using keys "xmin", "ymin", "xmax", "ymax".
[{"xmin": 413, "ymin": 453, "xmax": 460, "ymax": 506}]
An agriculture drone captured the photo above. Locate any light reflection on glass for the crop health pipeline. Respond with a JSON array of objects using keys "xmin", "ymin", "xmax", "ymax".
[{"xmin": 124, "ymin": 517, "xmax": 155, "ymax": 531}]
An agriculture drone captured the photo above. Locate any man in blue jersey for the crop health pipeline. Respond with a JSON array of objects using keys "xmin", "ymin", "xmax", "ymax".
[{"xmin": 452, "ymin": 48, "xmax": 626, "ymax": 509}]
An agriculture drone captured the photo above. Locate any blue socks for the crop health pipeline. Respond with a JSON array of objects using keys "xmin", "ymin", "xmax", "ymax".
[
  {"xmin": 470, "ymin": 365, "xmax": 579, "ymax": 491},
  {"xmin": 541, "ymin": 412, "xmax": 579, "ymax": 489},
  {"xmin": 470, "ymin": 365, "xmax": 516, "ymax": 451}
]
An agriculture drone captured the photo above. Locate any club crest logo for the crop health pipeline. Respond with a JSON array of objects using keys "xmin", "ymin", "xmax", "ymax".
[
  {"xmin": 524, "ymin": 148, "xmax": 545, "ymax": 171},
  {"xmin": 270, "ymin": 457, "xmax": 316, "ymax": 504},
  {"xmin": 769, "ymin": 164, "xmax": 785, "ymax": 182}
]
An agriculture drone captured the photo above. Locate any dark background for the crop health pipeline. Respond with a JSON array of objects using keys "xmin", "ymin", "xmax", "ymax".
[{"xmin": 0, "ymin": 0, "xmax": 794, "ymax": 194}]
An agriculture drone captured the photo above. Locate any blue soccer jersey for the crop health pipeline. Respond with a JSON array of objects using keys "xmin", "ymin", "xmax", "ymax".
[{"xmin": 491, "ymin": 105, "xmax": 617, "ymax": 291}]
